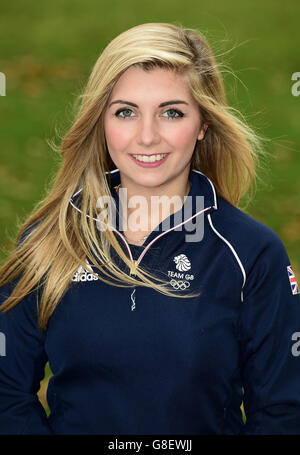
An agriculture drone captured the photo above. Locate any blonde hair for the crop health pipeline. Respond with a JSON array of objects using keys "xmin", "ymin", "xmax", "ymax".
[{"xmin": 0, "ymin": 22, "xmax": 266, "ymax": 330}]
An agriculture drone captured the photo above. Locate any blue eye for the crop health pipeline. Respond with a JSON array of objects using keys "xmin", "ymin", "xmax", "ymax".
[
  {"xmin": 115, "ymin": 108, "xmax": 133, "ymax": 118},
  {"xmin": 163, "ymin": 109, "xmax": 184, "ymax": 119},
  {"xmin": 114, "ymin": 108, "xmax": 184, "ymax": 119}
]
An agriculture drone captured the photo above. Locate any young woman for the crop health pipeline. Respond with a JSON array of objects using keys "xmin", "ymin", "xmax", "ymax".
[{"xmin": 0, "ymin": 22, "xmax": 299, "ymax": 435}]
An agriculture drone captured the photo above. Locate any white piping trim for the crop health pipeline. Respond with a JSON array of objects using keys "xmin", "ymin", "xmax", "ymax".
[
  {"xmin": 69, "ymin": 186, "xmax": 134, "ymax": 261},
  {"xmin": 106, "ymin": 168, "xmax": 218, "ymax": 209},
  {"xmin": 69, "ymin": 169, "xmax": 218, "ymax": 274},
  {"xmin": 105, "ymin": 168, "xmax": 120, "ymax": 175},
  {"xmin": 136, "ymin": 206, "xmax": 212, "ymax": 265},
  {"xmin": 191, "ymin": 169, "xmax": 218, "ymax": 210},
  {"xmin": 207, "ymin": 213, "xmax": 246, "ymax": 302}
]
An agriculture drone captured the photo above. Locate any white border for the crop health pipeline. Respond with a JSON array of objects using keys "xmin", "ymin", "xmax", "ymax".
[
  {"xmin": 191, "ymin": 169, "xmax": 218, "ymax": 210},
  {"xmin": 207, "ymin": 214, "xmax": 246, "ymax": 302}
]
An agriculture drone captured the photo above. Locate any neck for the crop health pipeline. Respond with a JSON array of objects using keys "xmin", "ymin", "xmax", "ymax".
[{"xmin": 116, "ymin": 171, "xmax": 191, "ymax": 235}]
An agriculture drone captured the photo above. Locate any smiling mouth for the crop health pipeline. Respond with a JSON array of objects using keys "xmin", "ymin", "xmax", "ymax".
[{"xmin": 131, "ymin": 153, "xmax": 168, "ymax": 163}]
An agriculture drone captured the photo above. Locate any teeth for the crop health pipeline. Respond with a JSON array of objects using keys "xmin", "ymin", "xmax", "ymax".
[{"xmin": 133, "ymin": 154, "xmax": 167, "ymax": 163}]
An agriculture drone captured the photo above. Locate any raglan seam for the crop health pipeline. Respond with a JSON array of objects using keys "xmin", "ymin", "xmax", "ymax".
[
  {"xmin": 207, "ymin": 213, "xmax": 246, "ymax": 302},
  {"xmin": 207, "ymin": 212, "xmax": 265, "ymax": 433}
]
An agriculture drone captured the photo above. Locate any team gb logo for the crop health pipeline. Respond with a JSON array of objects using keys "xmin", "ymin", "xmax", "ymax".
[
  {"xmin": 173, "ymin": 254, "xmax": 191, "ymax": 272},
  {"xmin": 168, "ymin": 254, "xmax": 194, "ymax": 290}
]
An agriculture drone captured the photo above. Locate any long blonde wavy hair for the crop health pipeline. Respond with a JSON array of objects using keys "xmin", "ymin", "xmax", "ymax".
[{"xmin": 0, "ymin": 22, "xmax": 266, "ymax": 330}]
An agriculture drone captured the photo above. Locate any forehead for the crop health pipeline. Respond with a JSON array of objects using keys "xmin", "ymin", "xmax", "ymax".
[{"xmin": 110, "ymin": 66, "xmax": 193, "ymax": 100}]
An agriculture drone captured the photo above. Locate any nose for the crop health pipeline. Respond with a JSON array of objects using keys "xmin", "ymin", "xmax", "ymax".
[{"xmin": 136, "ymin": 115, "xmax": 161, "ymax": 146}]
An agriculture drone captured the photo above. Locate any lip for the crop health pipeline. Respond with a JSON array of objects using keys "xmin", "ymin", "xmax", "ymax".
[{"xmin": 129, "ymin": 153, "xmax": 169, "ymax": 168}]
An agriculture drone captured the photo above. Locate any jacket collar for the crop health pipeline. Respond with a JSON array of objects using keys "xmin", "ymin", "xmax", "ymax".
[
  {"xmin": 104, "ymin": 167, "xmax": 218, "ymax": 245},
  {"xmin": 107, "ymin": 167, "xmax": 218, "ymax": 212},
  {"xmin": 69, "ymin": 168, "xmax": 218, "ymax": 249}
]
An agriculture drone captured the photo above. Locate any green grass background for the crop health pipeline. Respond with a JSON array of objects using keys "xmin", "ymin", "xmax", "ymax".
[{"xmin": 0, "ymin": 0, "xmax": 299, "ymax": 420}]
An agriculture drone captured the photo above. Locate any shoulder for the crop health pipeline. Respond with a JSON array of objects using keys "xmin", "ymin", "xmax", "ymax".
[
  {"xmin": 207, "ymin": 196, "xmax": 290, "ymax": 275},
  {"xmin": 211, "ymin": 196, "xmax": 280, "ymax": 240}
]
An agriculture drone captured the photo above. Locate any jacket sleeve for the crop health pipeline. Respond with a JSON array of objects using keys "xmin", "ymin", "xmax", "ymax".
[
  {"xmin": 238, "ymin": 229, "xmax": 300, "ymax": 434},
  {"xmin": 0, "ymin": 279, "xmax": 53, "ymax": 434}
]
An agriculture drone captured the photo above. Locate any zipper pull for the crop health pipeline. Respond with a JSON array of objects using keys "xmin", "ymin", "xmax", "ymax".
[
  {"xmin": 129, "ymin": 260, "xmax": 138, "ymax": 276},
  {"xmin": 130, "ymin": 287, "xmax": 136, "ymax": 311},
  {"xmin": 129, "ymin": 260, "xmax": 138, "ymax": 311}
]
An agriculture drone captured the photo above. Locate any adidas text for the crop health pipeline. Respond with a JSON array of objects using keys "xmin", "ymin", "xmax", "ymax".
[{"xmin": 72, "ymin": 271, "xmax": 99, "ymax": 282}]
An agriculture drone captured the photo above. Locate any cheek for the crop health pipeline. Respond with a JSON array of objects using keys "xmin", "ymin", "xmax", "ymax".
[
  {"xmin": 104, "ymin": 119, "xmax": 132, "ymax": 152},
  {"xmin": 166, "ymin": 124, "xmax": 198, "ymax": 150}
]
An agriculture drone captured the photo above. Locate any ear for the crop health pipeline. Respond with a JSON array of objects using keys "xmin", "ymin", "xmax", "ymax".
[{"xmin": 197, "ymin": 123, "xmax": 208, "ymax": 141}]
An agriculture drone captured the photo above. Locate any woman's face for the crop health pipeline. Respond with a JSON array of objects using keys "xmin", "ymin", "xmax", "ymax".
[{"xmin": 104, "ymin": 66, "xmax": 207, "ymax": 191}]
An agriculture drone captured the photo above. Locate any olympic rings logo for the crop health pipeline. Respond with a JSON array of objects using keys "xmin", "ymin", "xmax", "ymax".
[{"xmin": 169, "ymin": 279, "xmax": 190, "ymax": 290}]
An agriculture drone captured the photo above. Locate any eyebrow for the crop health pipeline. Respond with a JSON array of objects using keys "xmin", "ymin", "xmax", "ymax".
[{"xmin": 108, "ymin": 99, "xmax": 189, "ymax": 108}]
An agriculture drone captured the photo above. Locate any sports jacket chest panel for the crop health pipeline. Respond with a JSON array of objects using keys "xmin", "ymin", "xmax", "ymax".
[
  {"xmin": 45, "ymin": 210, "xmax": 245, "ymax": 433},
  {"xmin": 48, "ymin": 168, "xmax": 244, "ymax": 397},
  {"xmin": 45, "ymin": 270, "xmax": 244, "ymax": 434},
  {"xmin": 45, "ymin": 169, "xmax": 246, "ymax": 433}
]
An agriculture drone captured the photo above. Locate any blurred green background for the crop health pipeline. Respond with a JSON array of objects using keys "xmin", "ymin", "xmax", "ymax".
[{"xmin": 0, "ymin": 0, "xmax": 299, "ymax": 417}]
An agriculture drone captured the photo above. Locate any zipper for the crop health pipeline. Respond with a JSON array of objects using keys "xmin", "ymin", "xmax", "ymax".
[
  {"xmin": 130, "ymin": 287, "xmax": 137, "ymax": 311},
  {"xmin": 69, "ymin": 187, "xmax": 213, "ymax": 311},
  {"xmin": 130, "ymin": 261, "xmax": 138, "ymax": 311},
  {"xmin": 113, "ymin": 206, "xmax": 212, "ymax": 310}
]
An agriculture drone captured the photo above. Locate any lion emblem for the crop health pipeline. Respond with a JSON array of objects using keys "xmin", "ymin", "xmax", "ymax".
[{"xmin": 173, "ymin": 254, "xmax": 191, "ymax": 272}]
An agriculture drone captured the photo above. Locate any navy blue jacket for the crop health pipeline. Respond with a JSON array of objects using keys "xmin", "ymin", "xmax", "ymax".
[{"xmin": 1, "ymin": 168, "xmax": 300, "ymax": 434}]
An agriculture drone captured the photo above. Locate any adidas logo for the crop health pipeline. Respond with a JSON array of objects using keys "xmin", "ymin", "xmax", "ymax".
[{"xmin": 72, "ymin": 260, "xmax": 99, "ymax": 282}]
